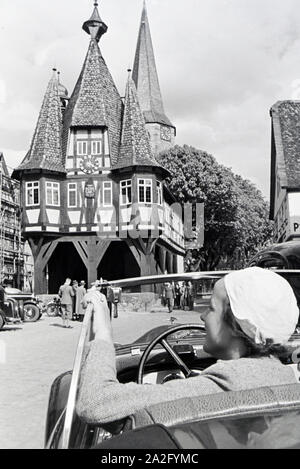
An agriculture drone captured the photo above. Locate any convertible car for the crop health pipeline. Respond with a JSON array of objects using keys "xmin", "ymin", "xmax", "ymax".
[{"xmin": 45, "ymin": 271, "xmax": 300, "ymax": 450}]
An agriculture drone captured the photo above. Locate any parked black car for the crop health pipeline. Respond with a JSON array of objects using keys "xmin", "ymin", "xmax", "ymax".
[
  {"xmin": 0, "ymin": 287, "xmax": 44, "ymax": 330},
  {"xmin": 249, "ymin": 241, "xmax": 300, "ymax": 322},
  {"xmin": 249, "ymin": 241, "xmax": 300, "ymax": 270}
]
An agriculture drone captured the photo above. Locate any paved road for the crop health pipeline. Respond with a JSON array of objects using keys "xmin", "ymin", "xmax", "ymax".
[{"xmin": 0, "ymin": 307, "xmax": 202, "ymax": 449}]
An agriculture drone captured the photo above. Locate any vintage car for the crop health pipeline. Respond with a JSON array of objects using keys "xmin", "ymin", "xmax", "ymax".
[
  {"xmin": 44, "ymin": 271, "xmax": 300, "ymax": 449},
  {"xmin": 249, "ymin": 241, "xmax": 300, "ymax": 270},
  {"xmin": 249, "ymin": 241, "xmax": 300, "ymax": 320},
  {"xmin": 0, "ymin": 287, "xmax": 44, "ymax": 328}
]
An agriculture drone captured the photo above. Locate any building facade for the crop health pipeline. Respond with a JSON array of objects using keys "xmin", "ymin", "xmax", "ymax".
[
  {"xmin": 0, "ymin": 153, "xmax": 34, "ymax": 289},
  {"xmin": 270, "ymin": 101, "xmax": 300, "ymax": 243},
  {"xmin": 13, "ymin": 2, "xmax": 185, "ymax": 294}
]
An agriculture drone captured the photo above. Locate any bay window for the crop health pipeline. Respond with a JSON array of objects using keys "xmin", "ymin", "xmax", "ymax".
[
  {"xmin": 120, "ymin": 180, "xmax": 132, "ymax": 205},
  {"xmin": 46, "ymin": 182, "xmax": 60, "ymax": 206},
  {"xmin": 26, "ymin": 182, "xmax": 40, "ymax": 206},
  {"xmin": 103, "ymin": 181, "xmax": 112, "ymax": 207},
  {"xmin": 138, "ymin": 179, "xmax": 152, "ymax": 204},
  {"xmin": 68, "ymin": 183, "xmax": 77, "ymax": 208},
  {"xmin": 156, "ymin": 181, "xmax": 163, "ymax": 206}
]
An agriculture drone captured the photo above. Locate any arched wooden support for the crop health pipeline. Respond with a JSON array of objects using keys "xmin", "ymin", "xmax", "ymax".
[
  {"xmin": 125, "ymin": 239, "xmax": 142, "ymax": 268},
  {"xmin": 130, "ymin": 237, "xmax": 158, "ymax": 277},
  {"xmin": 158, "ymin": 246, "xmax": 166, "ymax": 274},
  {"xmin": 28, "ymin": 236, "xmax": 60, "ymax": 294},
  {"xmin": 67, "ymin": 238, "xmax": 110, "ymax": 287},
  {"xmin": 29, "ymin": 235, "xmax": 111, "ymax": 293}
]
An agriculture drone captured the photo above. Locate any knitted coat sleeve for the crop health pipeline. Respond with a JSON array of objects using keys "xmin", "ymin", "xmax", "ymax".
[
  {"xmin": 76, "ymin": 340, "xmax": 296, "ymax": 426},
  {"xmin": 76, "ymin": 340, "xmax": 223, "ymax": 425}
]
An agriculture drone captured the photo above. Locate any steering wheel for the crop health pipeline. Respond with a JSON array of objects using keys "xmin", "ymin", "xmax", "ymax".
[{"xmin": 137, "ymin": 324, "xmax": 206, "ymax": 384}]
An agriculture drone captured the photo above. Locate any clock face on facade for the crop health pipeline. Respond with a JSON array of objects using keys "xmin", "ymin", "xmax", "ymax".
[
  {"xmin": 79, "ymin": 155, "xmax": 100, "ymax": 174},
  {"xmin": 160, "ymin": 125, "xmax": 172, "ymax": 142}
]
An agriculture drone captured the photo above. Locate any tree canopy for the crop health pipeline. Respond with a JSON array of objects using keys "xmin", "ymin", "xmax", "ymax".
[{"xmin": 157, "ymin": 145, "xmax": 273, "ymax": 271}]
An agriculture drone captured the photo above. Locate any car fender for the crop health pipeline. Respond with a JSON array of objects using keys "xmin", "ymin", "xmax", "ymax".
[{"xmin": 45, "ymin": 371, "xmax": 72, "ymax": 447}]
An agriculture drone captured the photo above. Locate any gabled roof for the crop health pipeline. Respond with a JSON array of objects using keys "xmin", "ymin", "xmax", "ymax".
[
  {"xmin": 132, "ymin": 1, "xmax": 175, "ymax": 129},
  {"xmin": 14, "ymin": 70, "xmax": 65, "ymax": 176},
  {"xmin": 62, "ymin": 39, "xmax": 123, "ymax": 166},
  {"xmin": 270, "ymin": 100, "xmax": 300, "ymax": 218},
  {"xmin": 0, "ymin": 153, "xmax": 10, "ymax": 177},
  {"xmin": 113, "ymin": 74, "xmax": 167, "ymax": 174}
]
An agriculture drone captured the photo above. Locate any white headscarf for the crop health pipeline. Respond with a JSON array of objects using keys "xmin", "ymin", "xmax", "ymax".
[{"xmin": 224, "ymin": 267, "xmax": 299, "ymax": 345}]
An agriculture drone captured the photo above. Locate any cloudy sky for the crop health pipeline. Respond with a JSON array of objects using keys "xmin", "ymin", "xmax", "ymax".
[{"xmin": 1, "ymin": 0, "xmax": 300, "ymax": 198}]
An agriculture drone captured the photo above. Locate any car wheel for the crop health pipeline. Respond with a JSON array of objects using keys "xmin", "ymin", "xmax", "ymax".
[
  {"xmin": 23, "ymin": 303, "xmax": 40, "ymax": 322},
  {"xmin": 0, "ymin": 314, "xmax": 4, "ymax": 330},
  {"xmin": 46, "ymin": 303, "xmax": 58, "ymax": 317}
]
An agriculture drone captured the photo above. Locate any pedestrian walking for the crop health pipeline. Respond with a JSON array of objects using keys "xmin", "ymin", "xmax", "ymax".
[
  {"xmin": 58, "ymin": 278, "xmax": 74, "ymax": 328},
  {"xmin": 174, "ymin": 282, "xmax": 181, "ymax": 309},
  {"xmin": 180, "ymin": 282, "xmax": 187, "ymax": 310},
  {"xmin": 72, "ymin": 280, "xmax": 78, "ymax": 320},
  {"xmin": 163, "ymin": 282, "xmax": 175, "ymax": 313},
  {"xmin": 76, "ymin": 281, "xmax": 86, "ymax": 322},
  {"xmin": 187, "ymin": 281, "xmax": 194, "ymax": 311}
]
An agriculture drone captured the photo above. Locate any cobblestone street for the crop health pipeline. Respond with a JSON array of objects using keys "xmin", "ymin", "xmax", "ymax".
[{"xmin": 0, "ymin": 308, "xmax": 201, "ymax": 449}]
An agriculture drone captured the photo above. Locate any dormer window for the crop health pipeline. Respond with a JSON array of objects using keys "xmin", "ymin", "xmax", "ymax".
[
  {"xmin": 77, "ymin": 141, "xmax": 88, "ymax": 155},
  {"xmin": 73, "ymin": 129, "xmax": 109, "ymax": 171},
  {"xmin": 91, "ymin": 140, "xmax": 102, "ymax": 155}
]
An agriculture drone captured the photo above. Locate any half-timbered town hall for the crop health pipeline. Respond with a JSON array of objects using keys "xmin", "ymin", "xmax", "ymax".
[{"xmin": 13, "ymin": 2, "xmax": 185, "ymax": 294}]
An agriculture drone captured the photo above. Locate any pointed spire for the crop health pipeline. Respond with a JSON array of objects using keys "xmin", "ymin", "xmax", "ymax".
[
  {"xmin": 14, "ymin": 69, "xmax": 65, "ymax": 175},
  {"xmin": 62, "ymin": 39, "xmax": 123, "ymax": 165},
  {"xmin": 132, "ymin": 1, "xmax": 174, "ymax": 128},
  {"xmin": 82, "ymin": 1, "xmax": 108, "ymax": 42},
  {"xmin": 114, "ymin": 72, "xmax": 164, "ymax": 172}
]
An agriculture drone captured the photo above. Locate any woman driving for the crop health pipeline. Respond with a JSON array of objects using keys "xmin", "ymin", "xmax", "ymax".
[{"xmin": 76, "ymin": 267, "xmax": 299, "ymax": 425}]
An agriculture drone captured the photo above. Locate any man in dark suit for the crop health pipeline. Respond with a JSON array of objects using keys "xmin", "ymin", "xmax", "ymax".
[
  {"xmin": 163, "ymin": 282, "xmax": 175, "ymax": 313},
  {"xmin": 58, "ymin": 278, "xmax": 74, "ymax": 328}
]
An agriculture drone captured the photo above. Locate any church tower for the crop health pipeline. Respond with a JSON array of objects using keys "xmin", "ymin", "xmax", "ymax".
[
  {"xmin": 132, "ymin": 1, "xmax": 176, "ymax": 156},
  {"xmin": 13, "ymin": 2, "xmax": 185, "ymax": 294}
]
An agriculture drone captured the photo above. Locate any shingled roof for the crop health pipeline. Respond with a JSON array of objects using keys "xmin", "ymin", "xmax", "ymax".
[
  {"xmin": 132, "ymin": 1, "xmax": 175, "ymax": 129},
  {"xmin": 113, "ymin": 74, "xmax": 166, "ymax": 173},
  {"xmin": 62, "ymin": 38, "xmax": 123, "ymax": 166},
  {"xmin": 14, "ymin": 70, "xmax": 65, "ymax": 176},
  {"xmin": 270, "ymin": 100, "xmax": 300, "ymax": 218},
  {"xmin": 62, "ymin": 3, "xmax": 123, "ymax": 166}
]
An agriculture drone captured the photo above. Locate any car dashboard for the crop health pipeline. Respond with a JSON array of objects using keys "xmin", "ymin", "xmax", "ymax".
[{"xmin": 115, "ymin": 339, "xmax": 216, "ymax": 384}]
